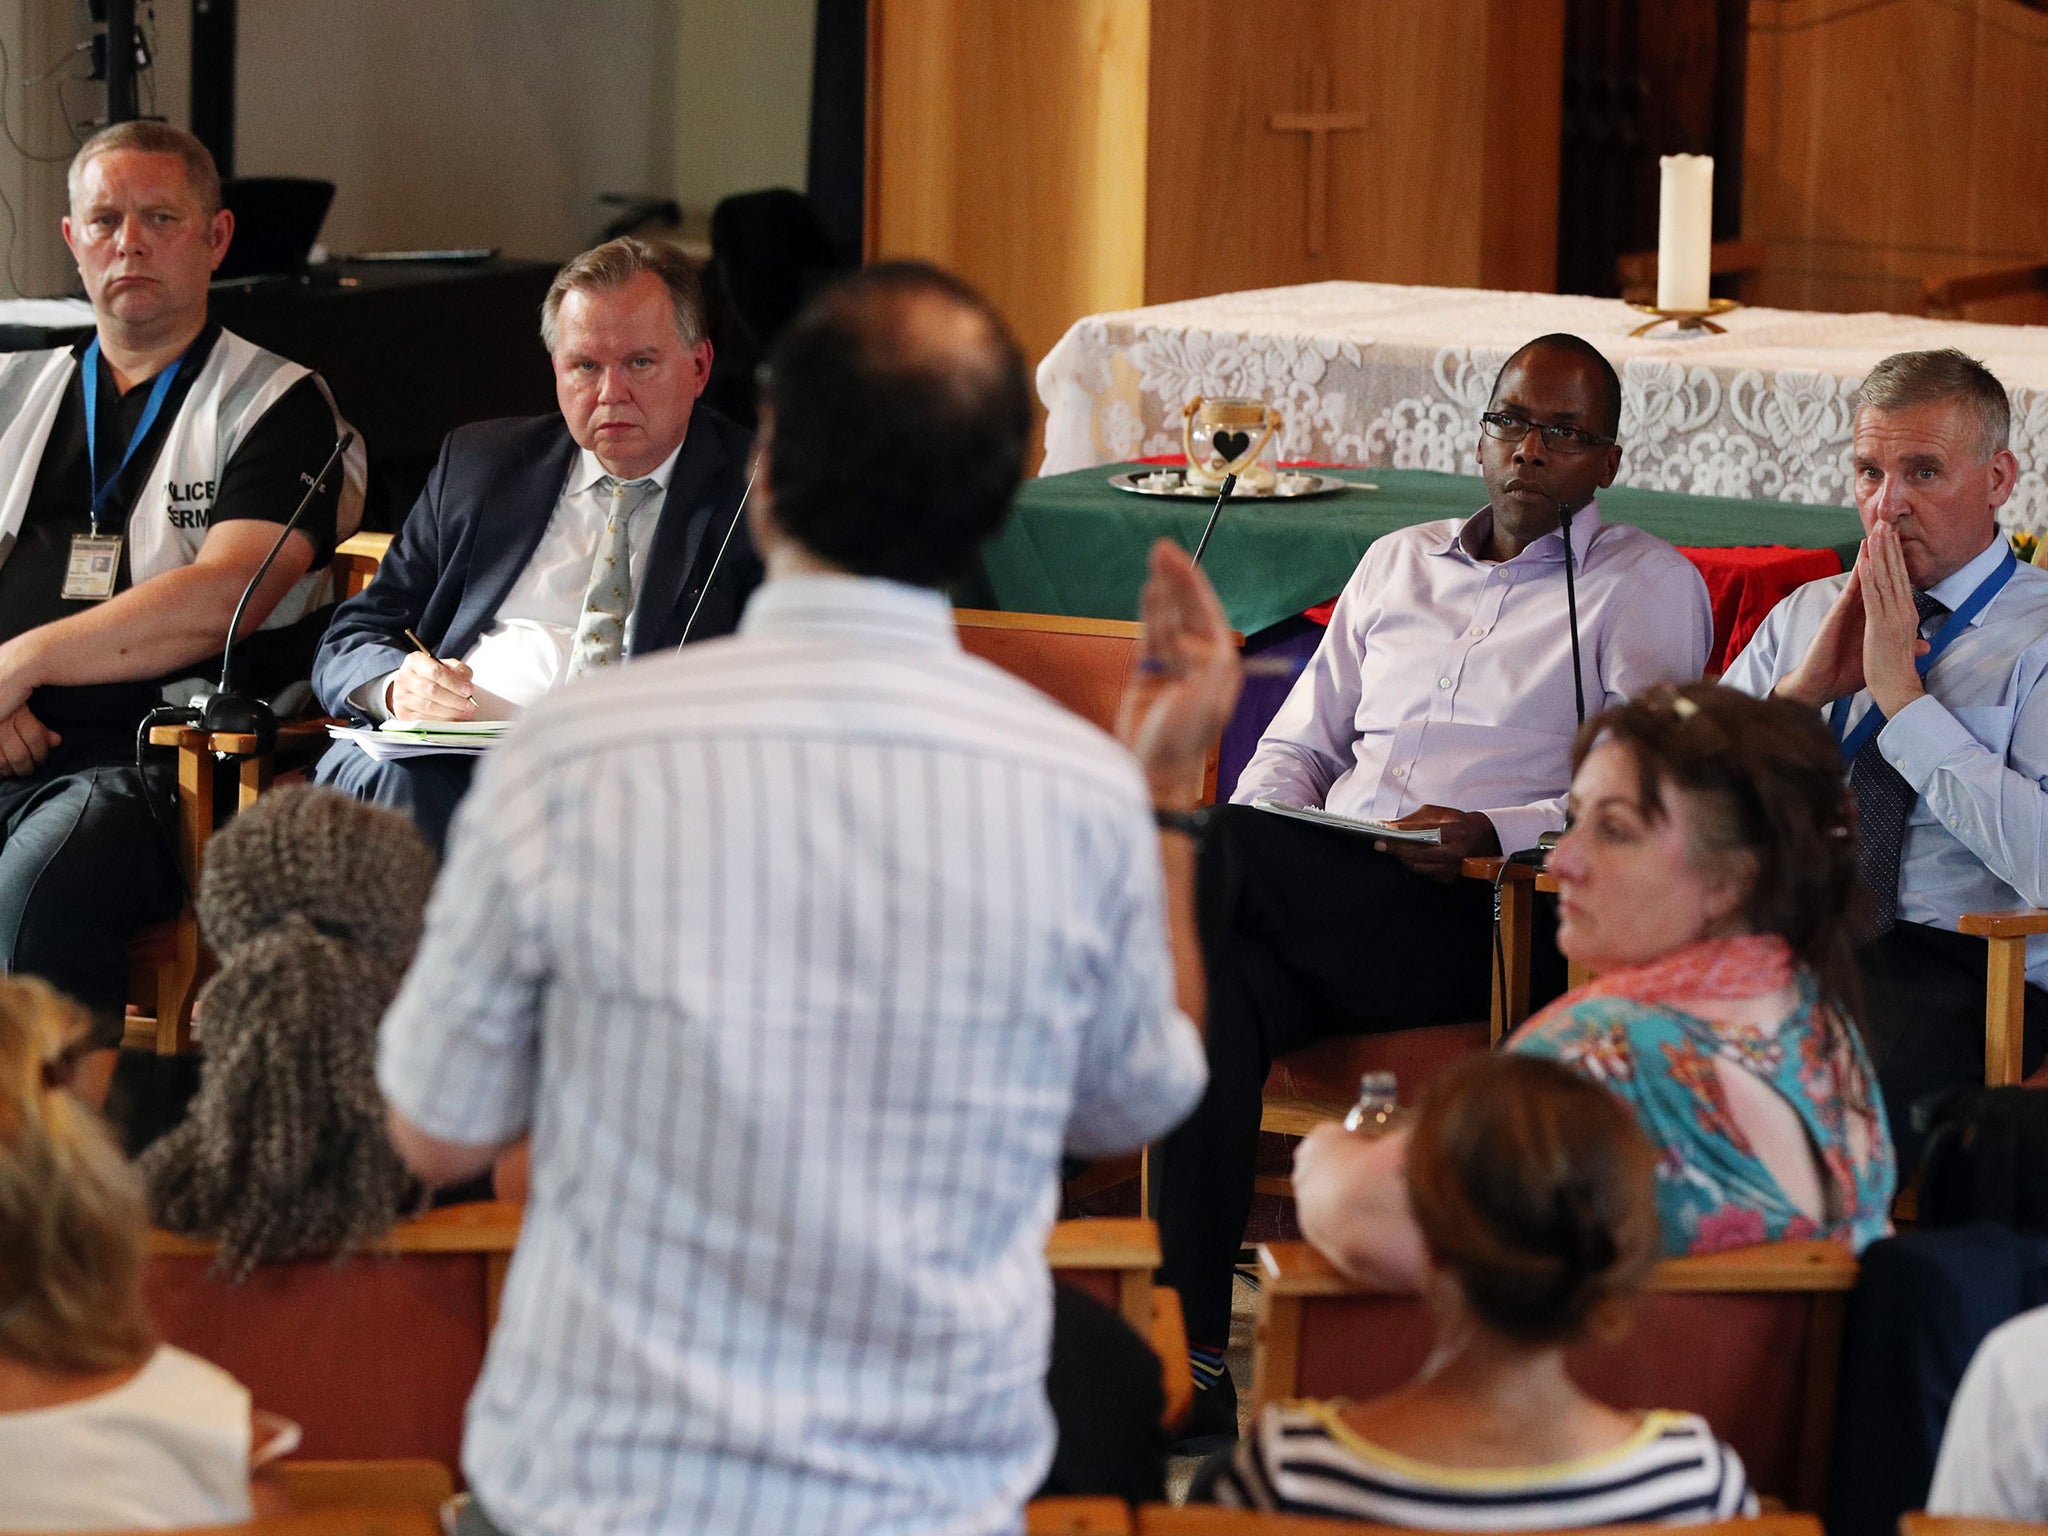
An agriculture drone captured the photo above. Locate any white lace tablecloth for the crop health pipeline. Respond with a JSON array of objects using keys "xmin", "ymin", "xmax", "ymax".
[{"xmin": 1037, "ymin": 282, "xmax": 2048, "ymax": 533}]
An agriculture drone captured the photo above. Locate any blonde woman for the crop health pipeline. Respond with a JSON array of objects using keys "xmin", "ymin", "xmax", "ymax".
[{"xmin": 0, "ymin": 975, "xmax": 292, "ymax": 1529}]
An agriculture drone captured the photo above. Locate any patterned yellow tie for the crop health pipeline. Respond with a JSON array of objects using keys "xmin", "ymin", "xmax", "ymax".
[{"xmin": 565, "ymin": 476, "xmax": 656, "ymax": 680}]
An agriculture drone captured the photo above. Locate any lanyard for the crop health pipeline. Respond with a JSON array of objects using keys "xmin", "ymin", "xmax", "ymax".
[
  {"xmin": 1830, "ymin": 546, "xmax": 2018, "ymax": 761},
  {"xmin": 81, "ymin": 337, "xmax": 181, "ymax": 537}
]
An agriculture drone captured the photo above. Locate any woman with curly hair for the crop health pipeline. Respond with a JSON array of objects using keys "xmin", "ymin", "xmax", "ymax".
[
  {"xmin": 0, "ymin": 974, "xmax": 291, "ymax": 1527},
  {"xmin": 1295, "ymin": 683, "xmax": 1894, "ymax": 1288},
  {"xmin": 140, "ymin": 784, "xmax": 438, "ymax": 1274}
]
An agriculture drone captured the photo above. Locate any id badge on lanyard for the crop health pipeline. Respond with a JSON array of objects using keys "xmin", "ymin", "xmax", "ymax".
[{"xmin": 67, "ymin": 338, "xmax": 180, "ymax": 601}]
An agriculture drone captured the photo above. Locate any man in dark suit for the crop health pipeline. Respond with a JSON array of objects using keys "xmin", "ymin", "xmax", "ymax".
[{"xmin": 313, "ymin": 237, "xmax": 759, "ymax": 851}]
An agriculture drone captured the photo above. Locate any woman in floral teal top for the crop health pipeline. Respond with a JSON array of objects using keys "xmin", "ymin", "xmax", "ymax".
[{"xmin": 1292, "ymin": 684, "xmax": 1894, "ymax": 1289}]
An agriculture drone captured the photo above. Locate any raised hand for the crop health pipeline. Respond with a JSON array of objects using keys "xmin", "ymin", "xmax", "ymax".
[
  {"xmin": 1774, "ymin": 550, "xmax": 1869, "ymax": 709},
  {"xmin": 1118, "ymin": 539, "xmax": 1243, "ymax": 808},
  {"xmin": 1861, "ymin": 520, "xmax": 1931, "ymax": 718}
]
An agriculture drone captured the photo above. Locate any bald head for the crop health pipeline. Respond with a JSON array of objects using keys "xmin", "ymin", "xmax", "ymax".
[{"xmin": 761, "ymin": 262, "xmax": 1031, "ymax": 588}]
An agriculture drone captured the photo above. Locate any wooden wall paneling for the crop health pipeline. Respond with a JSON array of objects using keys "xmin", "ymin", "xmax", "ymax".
[
  {"xmin": 1745, "ymin": 0, "xmax": 2048, "ymax": 318},
  {"xmin": 866, "ymin": 0, "xmax": 1151, "ymax": 382},
  {"xmin": 1556, "ymin": 0, "xmax": 1747, "ymax": 299},
  {"xmin": 1143, "ymin": 0, "xmax": 1564, "ymax": 306}
]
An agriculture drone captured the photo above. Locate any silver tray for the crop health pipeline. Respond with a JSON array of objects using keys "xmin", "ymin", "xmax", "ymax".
[{"xmin": 1107, "ymin": 468, "xmax": 1369, "ymax": 500}]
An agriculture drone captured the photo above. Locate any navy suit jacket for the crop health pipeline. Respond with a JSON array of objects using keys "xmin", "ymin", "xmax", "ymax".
[{"xmin": 313, "ymin": 404, "xmax": 759, "ymax": 716}]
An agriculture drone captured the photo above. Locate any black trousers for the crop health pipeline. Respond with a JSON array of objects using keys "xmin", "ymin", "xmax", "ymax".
[
  {"xmin": 313, "ymin": 743, "xmax": 476, "ymax": 859},
  {"xmin": 1859, "ymin": 920, "xmax": 2048, "ymax": 1172},
  {"xmin": 0, "ymin": 737, "xmax": 181, "ymax": 1048},
  {"xmin": 1158, "ymin": 803, "xmax": 1566, "ymax": 1347}
]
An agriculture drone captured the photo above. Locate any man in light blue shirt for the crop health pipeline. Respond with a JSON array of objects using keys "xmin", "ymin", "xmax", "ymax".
[{"xmin": 1724, "ymin": 348, "xmax": 2048, "ymax": 1163}]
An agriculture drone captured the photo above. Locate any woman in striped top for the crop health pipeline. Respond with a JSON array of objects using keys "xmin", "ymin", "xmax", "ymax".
[{"xmin": 1208, "ymin": 1054, "xmax": 1755, "ymax": 1525}]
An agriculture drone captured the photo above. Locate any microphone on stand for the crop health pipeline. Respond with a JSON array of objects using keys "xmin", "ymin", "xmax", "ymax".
[
  {"xmin": 1521, "ymin": 493, "xmax": 1590, "ymax": 869},
  {"xmin": 199, "ymin": 431, "xmax": 354, "ymax": 757},
  {"xmin": 675, "ymin": 464, "xmax": 757, "ymax": 650},
  {"xmin": 1191, "ymin": 472, "xmax": 1237, "ymax": 566},
  {"xmin": 1557, "ymin": 492, "xmax": 1587, "ymax": 729}
]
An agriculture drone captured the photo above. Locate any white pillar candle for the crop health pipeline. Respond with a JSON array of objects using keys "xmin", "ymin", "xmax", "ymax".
[{"xmin": 1656, "ymin": 154, "xmax": 1715, "ymax": 313}]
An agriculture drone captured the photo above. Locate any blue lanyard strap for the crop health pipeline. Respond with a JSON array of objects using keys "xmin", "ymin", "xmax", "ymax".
[
  {"xmin": 81, "ymin": 337, "xmax": 181, "ymax": 535},
  {"xmin": 1830, "ymin": 546, "xmax": 2018, "ymax": 761}
]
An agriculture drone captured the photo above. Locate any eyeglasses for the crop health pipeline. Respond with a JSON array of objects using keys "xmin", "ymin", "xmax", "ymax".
[{"xmin": 1479, "ymin": 411, "xmax": 1615, "ymax": 454}]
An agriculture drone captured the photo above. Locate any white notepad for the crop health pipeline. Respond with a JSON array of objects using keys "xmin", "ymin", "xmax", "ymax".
[{"xmin": 1251, "ymin": 795, "xmax": 1443, "ymax": 844}]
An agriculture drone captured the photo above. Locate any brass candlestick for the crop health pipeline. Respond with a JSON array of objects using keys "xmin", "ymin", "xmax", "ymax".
[{"xmin": 1627, "ymin": 298, "xmax": 1740, "ymax": 337}]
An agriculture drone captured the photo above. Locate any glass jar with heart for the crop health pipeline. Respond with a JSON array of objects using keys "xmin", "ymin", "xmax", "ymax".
[{"xmin": 1181, "ymin": 396, "xmax": 1283, "ymax": 493}]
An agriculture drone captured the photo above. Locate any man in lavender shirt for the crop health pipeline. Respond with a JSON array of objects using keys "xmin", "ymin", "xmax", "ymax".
[{"xmin": 1159, "ymin": 334, "xmax": 1714, "ymax": 1444}]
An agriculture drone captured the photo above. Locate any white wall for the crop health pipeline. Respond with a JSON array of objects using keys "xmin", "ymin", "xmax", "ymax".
[
  {"xmin": 0, "ymin": 0, "xmax": 820, "ymax": 295},
  {"xmin": 672, "ymin": 0, "xmax": 817, "ymax": 217},
  {"xmin": 235, "ymin": 1, "xmax": 682, "ymax": 260}
]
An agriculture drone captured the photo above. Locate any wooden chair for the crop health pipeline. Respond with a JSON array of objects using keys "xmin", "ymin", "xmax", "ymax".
[
  {"xmin": 1250, "ymin": 1239, "xmax": 1855, "ymax": 1511},
  {"xmin": 123, "ymin": 716, "xmax": 339, "ymax": 1054},
  {"xmin": 124, "ymin": 530, "xmax": 393, "ymax": 1050},
  {"xmin": 1050, "ymin": 1216, "xmax": 1193, "ymax": 1431},
  {"xmin": 1136, "ymin": 1510, "xmax": 1822, "ymax": 1536},
  {"xmin": 1921, "ymin": 264, "xmax": 2048, "ymax": 320},
  {"xmin": 334, "ymin": 530, "xmax": 394, "ymax": 599},
  {"xmin": 1253, "ymin": 859, "xmax": 1585, "ymax": 1189},
  {"xmin": 1029, "ymin": 1497, "xmax": 1135, "ymax": 1535},
  {"xmin": 1616, "ymin": 237, "xmax": 1767, "ymax": 306},
  {"xmin": 1900, "ymin": 1517, "xmax": 2048, "ymax": 1536},
  {"xmin": 144, "ymin": 1202, "xmax": 520, "ymax": 1470},
  {"xmin": 273, "ymin": 1461, "xmax": 452, "ymax": 1514}
]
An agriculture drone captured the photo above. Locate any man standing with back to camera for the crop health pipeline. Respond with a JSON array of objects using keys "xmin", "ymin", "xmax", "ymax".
[
  {"xmin": 1161, "ymin": 333, "xmax": 1714, "ymax": 1443},
  {"xmin": 0, "ymin": 121, "xmax": 361, "ymax": 1063},
  {"xmin": 376, "ymin": 263, "xmax": 1231, "ymax": 1536}
]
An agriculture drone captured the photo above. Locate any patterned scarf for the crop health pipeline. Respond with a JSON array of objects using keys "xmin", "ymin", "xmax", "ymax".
[{"xmin": 1527, "ymin": 933, "xmax": 1795, "ymax": 1027}]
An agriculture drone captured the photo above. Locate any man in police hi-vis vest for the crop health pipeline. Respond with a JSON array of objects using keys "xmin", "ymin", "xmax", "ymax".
[{"xmin": 0, "ymin": 120, "xmax": 364, "ymax": 1062}]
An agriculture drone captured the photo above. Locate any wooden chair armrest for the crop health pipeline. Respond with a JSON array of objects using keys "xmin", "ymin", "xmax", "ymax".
[
  {"xmin": 274, "ymin": 1459, "xmax": 453, "ymax": 1512},
  {"xmin": 1027, "ymin": 1497, "xmax": 1133, "ymax": 1535},
  {"xmin": 1260, "ymin": 1237, "xmax": 1855, "ymax": 1296},
  {"xmin": 335, "ymin": 530, "xmax": 394, "ymax": 563},
  {"xmin": 1958, "ymin": 909, "xmax": 2048, "ymax": 939},
  {"xmin": 1900, "ymin": 1515, "xmax": 2048, "ymax": 1536},
  {"xmin": 1046, "ymin": 1217, "xmax": 1160, "ymax": 1270},
  {"xmin": 147, "ymin": 1199, "xmax": 525, "ymax": 1260}
]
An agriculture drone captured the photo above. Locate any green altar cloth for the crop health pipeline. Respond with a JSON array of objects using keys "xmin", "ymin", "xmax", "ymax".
[{"xmin": 986, "ymin": 465, "xmax": 1867, "ymax": 636}]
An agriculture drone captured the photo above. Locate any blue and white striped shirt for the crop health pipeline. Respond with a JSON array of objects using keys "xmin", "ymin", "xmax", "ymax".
[{"xmin": 378, "ymin": 573, "xmax": 1206, "ymax": 1536}]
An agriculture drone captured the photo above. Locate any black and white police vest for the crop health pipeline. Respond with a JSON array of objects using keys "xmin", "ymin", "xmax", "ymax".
[{"xmin": 0, "ymin": 328, "xmax": 366, "ymax": 634}]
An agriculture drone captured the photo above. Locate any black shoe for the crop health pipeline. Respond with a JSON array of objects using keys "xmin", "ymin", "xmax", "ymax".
[{"xmin": 1173, "ymin": 1373, "xmax": 1239, "ymax": 1455}]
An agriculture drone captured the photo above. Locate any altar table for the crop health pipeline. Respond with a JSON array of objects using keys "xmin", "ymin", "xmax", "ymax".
[{"xmin": 1036, "ymin": 283, "xmax": 2048, "ymax": 532}]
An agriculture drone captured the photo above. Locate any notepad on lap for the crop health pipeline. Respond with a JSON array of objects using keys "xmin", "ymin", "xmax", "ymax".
[{"xmin": 1251, "ymin": 795, "xmax": 1443, "ymax": 844}]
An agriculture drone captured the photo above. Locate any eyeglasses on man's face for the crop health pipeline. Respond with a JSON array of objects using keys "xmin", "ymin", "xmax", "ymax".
[{"xmin": 1479, "ymin": 411, "xmax": 1615, "ymax": 454}]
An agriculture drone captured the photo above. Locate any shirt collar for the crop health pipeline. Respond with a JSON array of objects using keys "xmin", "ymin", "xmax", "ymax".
[
  {"xmin": 565, "ymin": 441, "xmax": 684, "ymax": 498},
  {"xmin": 1925, "ymin": 534, "xmax": 2013, "ymax": 621},
  {"xmin": 739, "ymin": 572, "xmax": 961, "ymax": 651},
  {"xmin": 1443, "ymin": 498, "xmax": 1606, "ymax": 566}
]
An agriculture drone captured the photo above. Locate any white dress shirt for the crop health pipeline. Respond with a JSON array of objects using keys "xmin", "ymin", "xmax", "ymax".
[
  {"xmin": 1234, "ymin": 502, "xmax": 1715, "ymax": 855},
  {"xmin": 1723, "ymin": 536, "xmax": 2048, "ymax": 984},
  {"xmin": 353, "ymin": 444, "xmax": 680, "ymax": 720},
  {"xmin": 1929, "ymin": 1303, "xmax": 2048, "ymax": 1520},
  {"xmin": 378, "ymin": 573, "xmax": 1207, "ymax": 1536}
]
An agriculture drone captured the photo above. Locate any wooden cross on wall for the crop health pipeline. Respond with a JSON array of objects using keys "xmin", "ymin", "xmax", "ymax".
[{"xmin": 1268, "ymin": 65, "xmax": 1372, "ymax": 257}]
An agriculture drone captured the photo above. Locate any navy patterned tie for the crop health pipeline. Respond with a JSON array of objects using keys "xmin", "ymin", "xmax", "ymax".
[{"xmin": 1850, "ymin": 588, "xmax": 1950, "ymax": 940}]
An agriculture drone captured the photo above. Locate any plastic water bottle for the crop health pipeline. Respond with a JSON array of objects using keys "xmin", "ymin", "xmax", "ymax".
[{"xmin": 1343, "ymin": 1071, "xmax": 1405, "ymax": 1136}]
